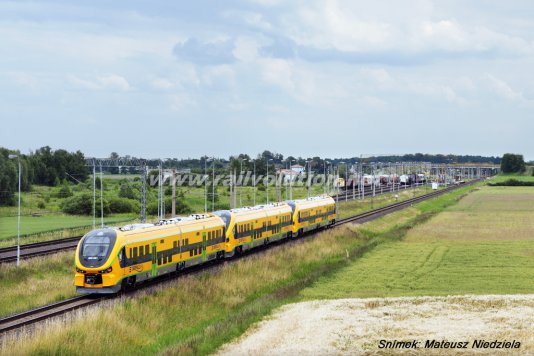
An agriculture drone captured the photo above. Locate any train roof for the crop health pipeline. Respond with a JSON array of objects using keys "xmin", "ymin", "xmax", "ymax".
[{"xmin": 285, "ymin": 195, "xmax": 335, "ymax": 210}]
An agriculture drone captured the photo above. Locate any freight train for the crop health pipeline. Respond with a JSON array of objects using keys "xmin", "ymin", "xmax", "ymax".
[
  {"xmin": 343, "ymin": 173, "xmax": 426, "ymax": 189},
  {"xmin": 74, "ymin": 196, "xmax": 336, "ymax": 293}
]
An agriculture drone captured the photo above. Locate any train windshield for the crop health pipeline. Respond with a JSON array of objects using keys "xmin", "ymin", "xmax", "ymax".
[
  {"xmin": 79, "ymin": 229, "xmax": 117, "ymax": 268},
  {"xmin": 82, "ymin": 235, "xmax": 111, "ymax": 259}
]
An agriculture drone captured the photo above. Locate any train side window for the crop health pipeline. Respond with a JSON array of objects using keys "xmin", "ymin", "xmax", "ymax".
[
  {"xmin": 185, "ymin": 238, "xmax": 189, "ymax": 246},
  {"xmin": 145, "ymin": 245, "xmax": 149, "ymax": 255},
  {"xmin": 119, "ymin": 247, "xmax": 126, "ymax": 268},
  {"xmin": 133, "ymin": 247, "xmax": 138, "ymax": 259}
]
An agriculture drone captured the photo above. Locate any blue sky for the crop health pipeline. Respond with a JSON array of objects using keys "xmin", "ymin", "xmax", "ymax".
[{"xmin": 1, "ymin": 0, "xmax": 533, "ymax": 159}]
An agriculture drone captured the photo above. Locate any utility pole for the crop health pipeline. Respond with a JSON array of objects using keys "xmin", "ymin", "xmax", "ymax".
[
  {"xmin": 240, "ymin": 158, "xmax": 247, "ymax": 207},
  {"xmin": 157, "ymin": 161, "xmax": 162, "ymax": 219},
  {"xmin": 171, "ymin": 168, "xmax": 176, "ymax": 217},
  {"xmin": 229, "ymin": 169, "xmax": 233, "ymax": 209},
  {"xmin": 233, "ymin": 169, "xmax": 237, "ymax": 208},
  {"xmin": 8, "ymin": 154, "xmax": 21, "ymax": 266},
  {"xmin": 266, "ymin": 158, "xmax": 272, "ymax": 204},
  {"xmin": 100, "ymin": 162, "xmax": 104, "ymax": 227},
  {"xmin": 140, "ymin": 161, "xmax": 146, "ymax": 223},
  {"xmin": 289, "ymin": 159, "xmax": 294, "ymax": 200},
  {"xmin": 16, "ymin": 157, "xmax": 21, "ymax": 266},
  {"xmin": 323, "ymin": 161, "xmax": 330, "ymax": 195},
  {"xmin": 92, "ymin": 160, "xmax": 96, "ymax": 229},
  {"xmin": 253, "ymin": 160, "xmax": 256, "ymax": 206},
  {"xmin": 307, "ymin": 160, "xmax": 312, "ymax": 198},
  {"xmin": 345, "ymin": 164, "xmax": 349, "ymax": 201},
  {"xmin": 212, "ymin": 159, "xmax": 215, "ymax": 211},
  {"xmin": 204, "ymin": 157, "xmax": 210, "ymax": 213}
]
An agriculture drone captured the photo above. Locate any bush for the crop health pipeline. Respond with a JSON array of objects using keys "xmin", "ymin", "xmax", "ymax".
[
  {"xmin": 55, "ymin": 184, "xmax": 73, "ymax": 198},
  {"xmin": 61, "ymin": 193, "xmax": 110, "ymax": 216},
  {"xmin": 37, "ymin": 201, "xmax": 46, "ymax": 209},
  {"xmin": 147, "ymin": 197, "xmax": 192, "ymax": 216},
  {"xmin": 118, "ymin": 182, "xmax": 137, "ymax": 200},
  {"xmin": 108, "ymin": 197, "xmax": 139, "ymax": 214},
  {"xmin": 488, "ymin": 179, "xmax": 534, "ymax": 187}
]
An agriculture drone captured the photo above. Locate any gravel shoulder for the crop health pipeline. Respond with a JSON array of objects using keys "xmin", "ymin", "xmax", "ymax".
[{"xmin": 216, "ymin": 294, "xmax": 534, "ymax": 355}]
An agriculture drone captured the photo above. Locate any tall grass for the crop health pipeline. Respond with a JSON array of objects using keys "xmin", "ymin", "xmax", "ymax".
[
  {"xmin": 0, "ymin": 183, "xmax": 480, "ymax": 355},
  {"xmin": 0, "ymin": 251, "xmax": 75, "ymax": 318}
]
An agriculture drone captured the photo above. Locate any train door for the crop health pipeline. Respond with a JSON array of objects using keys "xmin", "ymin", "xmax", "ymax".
[
  {"xmin": 202, "ymin": 232, "xmax": 207, "ymax": 262},
  {"xmin": 151, "ymin": 243, "xmax": 157, "ymax": 278}
]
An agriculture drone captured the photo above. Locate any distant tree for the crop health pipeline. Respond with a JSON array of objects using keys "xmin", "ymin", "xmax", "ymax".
[
  {"xmin": 56, "ymin": 183, "xmax": 73, "ymax": 198},
  {"xmin": 30, "ymin": 146, "xmax": 88, "ymax": 186},
  {"xmin": 61, "ymin": 192, "xmax": 110, "ymax": 216},
  {"xmin": 118, "ymin": 181, "xmax": 137, "ymax": 200},
  {"xmin": 500, "ymin": 153, "xmax": 526, "ymax": 173}
]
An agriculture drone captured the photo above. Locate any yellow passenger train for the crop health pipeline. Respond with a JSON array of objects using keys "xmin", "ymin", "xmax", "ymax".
[{"xmin": 75, "ymin": 195, "xmax": 336, "ymax": 293}]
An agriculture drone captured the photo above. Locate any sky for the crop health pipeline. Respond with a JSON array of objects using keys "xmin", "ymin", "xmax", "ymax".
[{"xmin": 1, "ymin": 0, "xmax": 533, "ymax": 159}]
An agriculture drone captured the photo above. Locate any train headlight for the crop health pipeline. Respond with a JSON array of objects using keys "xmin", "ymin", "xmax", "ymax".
[
  {"xmin": 76, "ymin": 267, "xmax": 85, "ymax": 274},
  {"xmin": 100, "ymin": 267, "xmax": 113, "ymax": 274}
]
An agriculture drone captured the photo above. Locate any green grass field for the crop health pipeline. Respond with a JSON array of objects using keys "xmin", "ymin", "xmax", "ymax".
[
  {"xmin": 300, "ymin": 186, "xmax": 534, "ymax": 299},
  {"xmin": 0, "ymin": 174, "xmax": 435, "ymax": 247},
  {"xmin": 0, "ymin": 181, "xmax": 480, "ymax": 355},
  {"xmin": 489, "ymin": 172, "xmax": 534, "ymax": 183},
  {"xmin": 0, "ymin": 215, "xmax": 136, "ymax": 247}
]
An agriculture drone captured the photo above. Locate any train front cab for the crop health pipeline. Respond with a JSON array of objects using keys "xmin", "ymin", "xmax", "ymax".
[{"xmin": 75, "ymin": 228, "xmax": 122, "ymax": 294}]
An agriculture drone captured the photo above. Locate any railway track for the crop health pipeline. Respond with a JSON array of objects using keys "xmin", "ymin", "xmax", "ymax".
[
  {"xmin": 336, "ymin": 181, "xmax": 473, "ymax": 225},
  {"xmin": 0, "ymin": 179, "xmax": 480, "ymax": 335},
  {"xmin": 0, "ymin": 183, "xmax": 431, "ymax": 264},
  {"xmin": 0, "ymin": 237, "xmax": 81, "ymax": 263},
  {"xmin": 0, "ymin": 296, "xmax": 104, "ymax": 334}
]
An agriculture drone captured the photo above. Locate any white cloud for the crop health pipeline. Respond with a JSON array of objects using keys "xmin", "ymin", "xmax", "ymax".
[
  {"xmin": 150, "ymin": 78, "xmax": 175, "ymax": 90},
  {"xmin": 223, "ymin": 10, "xmax": 273, "ymax": 32},
  {"xmin": 485, "ymin": 74, "xmax": 524, "ymax": 101},
  {"xmin": 170, "ymin": 93, "xmax": 196, "ymax": 111},
  {"xmin": 233, "ymin": 36, "xmax": 261, "ymax": 62},
  {"xmin": 7, "ymin": 71, "xmax": 38, "ymax": 90},
  {"xmin": 258, "ymin": 58, "xmax": 294, "ymax": 92},
  {"xmin": 68, "ymin": 74, "xmax": 130, "ymax": 91},
  {"xmin": 361, "ymin": 95, "xmax": 386, "ymax": 108},
  {"xmin": 278, "ymin": 1, "xmax": 534, "ymax": 61},
  {"xmin": 361, "ymin": 68, "xmax": 392, "ymax": 84},
  {"xmin": 98, "ymin": 74, "xmax": 130, "ymax": 91}
]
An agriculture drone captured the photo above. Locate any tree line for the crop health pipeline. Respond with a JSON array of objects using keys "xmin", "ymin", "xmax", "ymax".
[
  {"xmin": 0, "ymin": 145, "xmax": 510, "ymax": 207},
  {"xmin": 0, "ymin": 146, "xmax": 88, "ymax": 205}
]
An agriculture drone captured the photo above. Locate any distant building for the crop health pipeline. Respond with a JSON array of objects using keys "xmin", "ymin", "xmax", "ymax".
[
  {"xmin": 278, "ymin": 167, "xmax": 302, "ymax": 182},
  {"xmin": 291, "ymin": 164, "xmax": 305, "ymax": 173}
]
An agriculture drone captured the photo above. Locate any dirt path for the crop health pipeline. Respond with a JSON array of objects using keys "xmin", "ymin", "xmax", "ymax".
[{"xmin": 216, "ymin": 295, "xmax": 534, "ymax": 355}]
